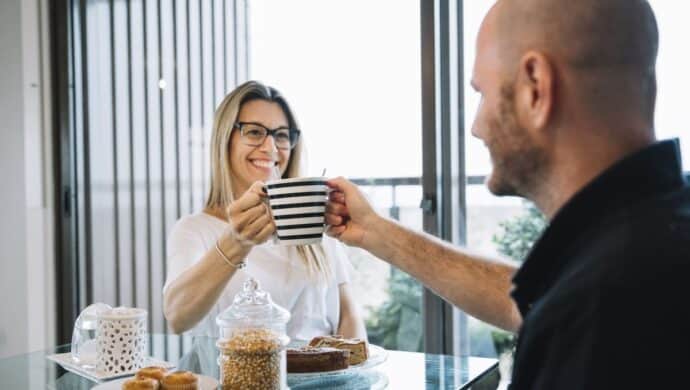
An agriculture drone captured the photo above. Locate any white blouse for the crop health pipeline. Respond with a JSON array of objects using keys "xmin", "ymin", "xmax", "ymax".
[{"xmin": 164, "ymin": 212, "xmax": 353, "ymax": 341}]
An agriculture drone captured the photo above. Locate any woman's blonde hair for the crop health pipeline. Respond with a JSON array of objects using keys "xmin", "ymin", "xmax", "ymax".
[{"xmin": 206, "ymin": 80, "xmax": 330, "ymax": 280}]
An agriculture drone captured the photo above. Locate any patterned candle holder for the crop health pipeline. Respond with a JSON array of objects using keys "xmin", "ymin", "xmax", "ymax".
[{"xmin": 96, "ymin": 307, "xmax": 147, "ymax": 375}]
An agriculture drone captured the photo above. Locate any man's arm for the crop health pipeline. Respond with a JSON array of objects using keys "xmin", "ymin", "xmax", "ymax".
[
  {"xmin": 364, "ymin": 215, "xmax": 521, "ymax": 331},
  {"xmin": 326, "ymin": 177, "xmax": 522, "ymax": 332}
]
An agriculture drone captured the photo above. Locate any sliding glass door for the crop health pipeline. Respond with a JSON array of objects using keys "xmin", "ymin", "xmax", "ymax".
[{"xmin": 248, "ymin": 0, "xmax": 426, "ymax": 352}]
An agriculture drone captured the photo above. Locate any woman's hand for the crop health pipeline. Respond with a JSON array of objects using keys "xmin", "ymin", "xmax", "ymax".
[{"xmin": 225, "ymin": 181, "xmax": 276, "ymax": 249}]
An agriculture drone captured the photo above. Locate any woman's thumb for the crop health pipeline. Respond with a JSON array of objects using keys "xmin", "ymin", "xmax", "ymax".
[{"xmin": 248, "ymin": 181, "xmax": 267, "ymax": 196}]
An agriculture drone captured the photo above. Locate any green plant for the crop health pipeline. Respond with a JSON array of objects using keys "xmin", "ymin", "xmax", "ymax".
[
  {"xmin": 365, "ymin": 269, "xmax": 423, "ymax": 352},
  {"xmin": 493, "ymin": 202, "xmax": 547, "ymax": 263},
  {"xmin": 490, "ymin": 201, "xmax": 547, "ymax": 353}
]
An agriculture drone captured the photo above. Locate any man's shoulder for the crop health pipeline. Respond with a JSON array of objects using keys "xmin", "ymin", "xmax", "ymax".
[
  {"xmin": 589, "ymin": 185, "xmax": 690, "ymax": 254},
  {"xmin": 552, "ymin": 186, "xmax": 690, "ymax": 292}
]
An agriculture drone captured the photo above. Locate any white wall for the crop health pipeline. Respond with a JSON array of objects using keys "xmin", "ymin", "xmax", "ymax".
[
  {"xmin": 0, "ymin": 0, "xmax": 55, "ymax": 358},
  {"xmin": 0, "ymin": 0, "xmax": 29, "ymax": 359}
]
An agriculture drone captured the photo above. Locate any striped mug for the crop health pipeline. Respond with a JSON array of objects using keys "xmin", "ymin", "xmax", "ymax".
[{"xmin": 265, "ymin": 177, "xmax": 329, "ymax": 245}]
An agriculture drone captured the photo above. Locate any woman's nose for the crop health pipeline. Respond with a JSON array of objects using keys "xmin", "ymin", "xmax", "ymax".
[{"xmin": 259, "ymin": 133, "xmax": 278, "ymax": 154}]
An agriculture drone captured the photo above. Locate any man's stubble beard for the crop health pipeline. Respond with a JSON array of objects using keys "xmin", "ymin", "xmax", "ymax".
[{"xmin": 485, "ymin": 83, "xmax": 548, "ymax": 200}]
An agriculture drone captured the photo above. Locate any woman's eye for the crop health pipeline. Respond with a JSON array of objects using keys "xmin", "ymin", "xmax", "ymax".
[
  {"xmin": 274, "ymin": 131, "xmax": 290, "ymax": 141},
  {"xmin": 245, "ymin": 129, "xmax": 264, "ymax": 138}
]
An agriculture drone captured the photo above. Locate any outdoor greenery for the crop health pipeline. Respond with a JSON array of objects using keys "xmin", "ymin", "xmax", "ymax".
[
  {"xmin": 490, "ymin": 201, "xmax": 547, "ymax": 353},
  {"xmin": 365, "ymin": 268, "xmax": 424, "ymax": 352},
  {"xmin": 493, "ymin": 202, "xmax": 547, "ymax": 263},
  {"xmin": 365, "ymin": 201, "xmax": 547, "ymax": 354}
]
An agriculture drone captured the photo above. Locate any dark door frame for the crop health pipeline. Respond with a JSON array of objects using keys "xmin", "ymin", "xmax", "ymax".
[
  {"xmin": 51, "ymin": 0, "xmax": 81, "ymax": 345},
  {"xmin": 420, "ymin": 0, "xmax": 468, "ymax": 356}
]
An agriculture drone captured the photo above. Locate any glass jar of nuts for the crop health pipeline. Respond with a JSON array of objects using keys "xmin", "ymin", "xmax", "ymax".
[{"xmin": 216, "ymin": 278, "xmax": 291, "ymax": 390}]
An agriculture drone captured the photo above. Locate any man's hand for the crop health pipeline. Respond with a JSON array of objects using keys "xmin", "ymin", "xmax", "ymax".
[{"xmin": 325, "ymin": 177, "xmax": 381, "ymax": 248}]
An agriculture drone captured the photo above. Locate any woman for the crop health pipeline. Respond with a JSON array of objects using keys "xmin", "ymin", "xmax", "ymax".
[{"xmin": 163, "ymin": 81, "xmax": 366, "ymax": 342}]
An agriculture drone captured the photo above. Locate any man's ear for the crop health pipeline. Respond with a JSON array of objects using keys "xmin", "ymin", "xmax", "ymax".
[{"xmin": 515, "ymin": 51, "xmax": 554, "ymax": 131}]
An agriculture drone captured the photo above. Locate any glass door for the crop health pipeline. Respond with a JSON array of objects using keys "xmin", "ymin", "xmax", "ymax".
[{"xmin": 248, "ymin": 0, "xmax": 425, "ymax": 352}]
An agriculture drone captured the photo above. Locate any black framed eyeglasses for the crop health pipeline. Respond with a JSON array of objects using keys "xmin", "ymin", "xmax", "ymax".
[{"xmin": 234, "ymin": 122, "xmax": 301, "ymax": 150}]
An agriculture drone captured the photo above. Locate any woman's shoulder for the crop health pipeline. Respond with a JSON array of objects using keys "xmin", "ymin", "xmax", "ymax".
[
  {"xmin": 174, "ymin": 211, "xmax": 226, "ymax": 231},
  {"xmin": 168, "ymin": 212, "xmax": 227, "ymax": 242}
]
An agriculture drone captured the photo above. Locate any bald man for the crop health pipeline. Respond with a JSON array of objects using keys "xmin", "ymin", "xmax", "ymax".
[{"xmin": 326, "ymin": 0, "xmax": 690, "ymax": 388}]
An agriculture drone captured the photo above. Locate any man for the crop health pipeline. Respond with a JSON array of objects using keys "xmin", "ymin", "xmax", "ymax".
[{"xmin": 326, "ymin": 0, "xmax": 690, "ymax": 388}]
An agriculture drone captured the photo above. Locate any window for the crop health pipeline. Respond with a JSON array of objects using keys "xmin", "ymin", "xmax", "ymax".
[
  {"xmin": 249, "ymin": 0, "xmax": 425, "ymax": 352},
  {"xmin": 650, "ymin": 1, "xmax": 690, "ymax": 169}
]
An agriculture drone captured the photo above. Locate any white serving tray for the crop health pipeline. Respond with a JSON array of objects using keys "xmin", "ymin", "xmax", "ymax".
[{"xmin": 46, "ymin": 352, "xmax": 175, "ymax": 383}]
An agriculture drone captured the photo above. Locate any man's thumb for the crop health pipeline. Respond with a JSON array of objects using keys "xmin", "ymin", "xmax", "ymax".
[{"xmin": 327, "ymin": 176, "xmax": 352, "ymax": 192}]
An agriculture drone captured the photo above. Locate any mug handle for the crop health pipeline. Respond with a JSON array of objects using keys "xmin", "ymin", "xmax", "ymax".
[
  {"xmin": 262, "ymin": 185, "xmax": 279, "ymax": 243},
  {"xmin": 323, "ymin": 187, "xmax": 335, "ymax": 231}
]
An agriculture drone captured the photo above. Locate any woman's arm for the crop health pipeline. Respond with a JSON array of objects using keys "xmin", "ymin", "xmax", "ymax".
[
  {"xmin": 164, "ymin": 182, "xmax": 275, "ymax": 333},
  {"xmin": 336, "ymin": 283, "xmax": 368, "ymax": 340},
  {"xmin": 163, "ymin": 233, "xmax": 248, "ymax": 334}
]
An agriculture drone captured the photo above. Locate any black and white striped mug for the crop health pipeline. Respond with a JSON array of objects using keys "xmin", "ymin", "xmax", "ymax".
[{"xmin": 265, "ymin": 177, "xmax": 329, "ymax": 245}]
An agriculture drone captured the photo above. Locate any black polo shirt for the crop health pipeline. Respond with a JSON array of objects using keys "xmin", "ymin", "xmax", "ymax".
[{"xmin": 509, "ymin": 139, "xmax": 690, "ymax": 389}]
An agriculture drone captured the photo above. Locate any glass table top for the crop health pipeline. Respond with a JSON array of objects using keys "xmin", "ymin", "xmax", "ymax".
[{"xmin": 0, "ymin": 334, "xmax": 497, "ymax": 389}]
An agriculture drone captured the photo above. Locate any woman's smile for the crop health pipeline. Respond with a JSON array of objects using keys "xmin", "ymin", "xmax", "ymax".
[{"xmin": 248, "ymin": 157, "xmax": 279, "ymax": 176}]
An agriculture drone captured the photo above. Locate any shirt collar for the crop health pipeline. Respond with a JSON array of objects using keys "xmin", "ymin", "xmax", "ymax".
[{"xmin": 511, "ymin": 139, "xmax": 686, "ymax": 316}]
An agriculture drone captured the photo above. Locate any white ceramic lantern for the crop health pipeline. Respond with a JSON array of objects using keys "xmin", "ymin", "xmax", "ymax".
[{"xmin": 96, "ymin": 307, "xmax": 148, "ymax": 375}]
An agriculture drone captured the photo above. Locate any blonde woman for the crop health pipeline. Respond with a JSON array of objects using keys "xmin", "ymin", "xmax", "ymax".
[{"xmin": 163, "ymin": 81, "xmax": 366, "ymax": 341}]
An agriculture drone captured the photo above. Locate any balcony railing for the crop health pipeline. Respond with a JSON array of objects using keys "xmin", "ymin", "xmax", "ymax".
[{"xmin": 351, "ymin": 175, "xmax": 486, "ymax": 221}]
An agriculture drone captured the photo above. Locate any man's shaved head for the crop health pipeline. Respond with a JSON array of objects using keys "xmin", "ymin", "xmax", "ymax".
[
  {"xmin": 496, "ymin": 0, "xmax": 658, "ymax": 70},
  {"xmin": 471, "ymin": 0, "xmax": 660, "ymax": 214},
  {"xmin": 493, "ymin": 0, "xmax": 659, "ymax": 120}
]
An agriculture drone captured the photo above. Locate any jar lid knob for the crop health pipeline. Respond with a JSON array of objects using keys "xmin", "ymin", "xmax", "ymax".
[{"xmin": 244, "ymin": 278, "xmax": 259, "ymax": 293}]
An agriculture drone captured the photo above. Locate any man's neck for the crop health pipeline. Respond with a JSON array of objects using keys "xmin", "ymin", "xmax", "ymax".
[{"xmin": 531, "ymin": 132, "xmax": 655, "ymax": 220}]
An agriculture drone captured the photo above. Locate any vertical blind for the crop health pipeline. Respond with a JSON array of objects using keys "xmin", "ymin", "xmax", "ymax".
[{"xmin": 57, "ymin": 0, "xmax": 248, "ymax": 345}]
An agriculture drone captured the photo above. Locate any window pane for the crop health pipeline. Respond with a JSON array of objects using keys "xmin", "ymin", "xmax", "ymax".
[
  {"xmin": 463, "ymin": 2, "xmax": 493, "ymax": 177},
  {"xmin": 249, "ymin": 0, "xmax": 424, "ymax": 351},
  {"xmin": 249, "ymin": 0, "xmax": 421, "ymax": 178},
  {"xmin": 650, "ymin": 1, "xmax": 690, "ymax": 169}
]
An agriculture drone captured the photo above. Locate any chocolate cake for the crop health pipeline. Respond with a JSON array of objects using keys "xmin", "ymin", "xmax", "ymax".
[
  {"xmin": 286, "ymin": 347, "xmax": 350, "ymax": 373},
  {"xmin": 308, "ymin": 335, "xmax": 370, "ymax": 365}
]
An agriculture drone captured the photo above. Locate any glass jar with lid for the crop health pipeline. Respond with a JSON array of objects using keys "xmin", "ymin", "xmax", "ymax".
[
  {"xmin": 70, "ymin": 303, "xmax": 112, "ymax": 369},
  {"xmin": 216, "ymin": 278, "xmax": 291, "ymax": 389}
]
